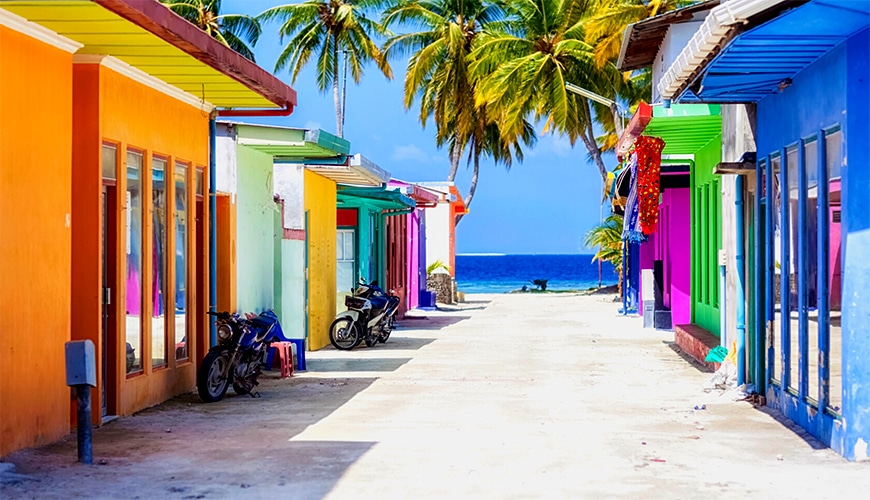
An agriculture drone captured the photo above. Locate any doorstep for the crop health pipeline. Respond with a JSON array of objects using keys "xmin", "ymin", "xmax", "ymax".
[{"xmin": 674, "ymin": 324, "xmax": 720, "ymax": 371}]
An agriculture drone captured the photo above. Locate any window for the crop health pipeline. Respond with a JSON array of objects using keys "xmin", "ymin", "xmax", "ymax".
[
  {"xmin": 825, "ymin": 128, "xmax": 842, "ymax": 413},
  {"xmin": 102, "ymin": 144, "xmax": 117, "ymax": 180},
  {"xmin": 152, "ymin": 157, "xmax": 168, "ymax": 369},
  {"xmin": 786, "ymin": 145, "xmax": 799, "ymax": 393},
  {"xmin": 125, "ymin": 150, "xmax": 144, "ymax": 375},
  {"xmin": 804, "ymin": 138, "xmax": 820, "ymax": 403},
  {"xmin": 337, "ymin": 229, "xmax": 356, "ymax": 292},
  {"xmin": 175, "ymin": 162, "xmax": 189, "ymax": 361}
]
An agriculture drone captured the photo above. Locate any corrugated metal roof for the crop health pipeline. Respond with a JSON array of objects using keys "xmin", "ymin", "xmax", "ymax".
[
  {"xmin": 644, "ymin": 104, "xmax": 722, "ymax": 154},
  {"xmin": 617, "ymin": 0, "xmax": 721, "ymax": 72},
  {"xmin": 679, "ymin": 0, "xmax": 869, "ymax": 102}
]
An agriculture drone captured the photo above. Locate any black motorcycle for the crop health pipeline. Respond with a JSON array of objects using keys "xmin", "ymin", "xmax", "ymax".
[
  {"xmin": 329, "ymin": 279, "xmax": 400, "ymax": 350},
  {"xmin": 197, "ymin": 310, "xmax": 286, "ymax": 402}
]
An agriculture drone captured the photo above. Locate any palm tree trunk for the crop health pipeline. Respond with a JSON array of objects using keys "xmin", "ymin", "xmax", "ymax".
[
  {"xmin": 456, "ymin": 153, "xmax": 479, "ymax": 225},
  {"xmin": 333, "ymin": 38, "xmax": 342, "ymax": 137},
  {"xmin": 447, "ymin": 137, "xmax": 462, "ymax": 182},
  {"xmin": 579, "ymin": 97, "xmax": 608, "ymax": 183}
]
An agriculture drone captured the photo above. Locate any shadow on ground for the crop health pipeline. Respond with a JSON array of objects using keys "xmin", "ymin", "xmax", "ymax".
[
  {"xmin": 306, "ymin": 358, "xmax": 412, "ymax": 372},
  {"xmin": 396, "ymin": 315, "xmax": 470, "ymax": 331},
  {"xmin": 1, "ymin": 374, "xmax": 380, "ymax": 499}
]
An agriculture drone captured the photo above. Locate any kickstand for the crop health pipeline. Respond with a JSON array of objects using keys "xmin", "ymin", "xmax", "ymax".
[{"xmin": 249, "ymin": 390, "xmax": 261, "ymax": 398}]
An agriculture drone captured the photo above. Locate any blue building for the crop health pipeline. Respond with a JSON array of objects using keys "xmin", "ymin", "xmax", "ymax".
[{"xmin": 658, "ymin": 0, "xmax": 869, "ymax": 460}]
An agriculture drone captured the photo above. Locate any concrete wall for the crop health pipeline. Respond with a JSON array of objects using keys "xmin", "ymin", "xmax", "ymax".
[
  {"xmin": 304, "ymin": 171, "xmax": 336, "ymax": 351},
  {"xmin": 0, "ymin": 26, "xmax": 74, "ymax": 456},
  {"xmin": 425, "ymin": 202, "xmax": 450, "ymax": 272},
  {"xmin": 653, "ymin": 20, "xmax": 703, "ymax": 103},
  {"xmin": 234, "ymin": 145, "xmax": 275, "ymax": 314}
]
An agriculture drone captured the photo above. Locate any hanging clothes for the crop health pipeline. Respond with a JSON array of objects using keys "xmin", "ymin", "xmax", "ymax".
[
  {"xmin": 633, "ymin": 135, "xmax": 666, "ymax": 235},
  {"xmin": 621, "ymin": 152, "xmax": 645, "ymax": 242}
]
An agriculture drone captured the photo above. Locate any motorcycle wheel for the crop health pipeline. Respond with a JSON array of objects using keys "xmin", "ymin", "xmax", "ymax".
[
  {"xmin": 197, "ymin": 351, "xmax": 230, "ymax": 403},
  {"xmin": 330, "ymin": 318, "xmax": 360, "ymax": 350},
  {"xmin": 379, "ymin": 316, "xmax": 394, "ymax": 343}
]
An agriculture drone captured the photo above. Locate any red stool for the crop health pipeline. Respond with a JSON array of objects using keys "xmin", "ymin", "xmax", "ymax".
[{"xmin": 269, "ymin": 341, "xmax": 294, "ymax": 379}]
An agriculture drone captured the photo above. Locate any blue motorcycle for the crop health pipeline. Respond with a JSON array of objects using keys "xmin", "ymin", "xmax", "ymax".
[
  {"xmin": 330, "ymin": 279, "xmax": 400, "ymax": 350},
  {"xmin": 197, "ymin": 310, "xmax": 286, "ymax": 402}
]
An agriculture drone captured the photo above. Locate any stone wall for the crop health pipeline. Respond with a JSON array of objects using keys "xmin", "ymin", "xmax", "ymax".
[{"xmin": 427, "ymin": 273, "xmax": 456, "ymax": 304}]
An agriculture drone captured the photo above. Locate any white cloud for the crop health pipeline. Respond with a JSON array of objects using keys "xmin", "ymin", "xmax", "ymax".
[
  {"xmin": 392, "ymin": 144, "xmax": 431, "ymax": 163},
  {"xmin": 528, "ymin": 134, "xmax": 573, "ymax": 158}
]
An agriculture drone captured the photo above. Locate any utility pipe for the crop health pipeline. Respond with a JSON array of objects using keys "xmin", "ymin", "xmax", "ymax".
[
  {"xmin": 622, "ymin": 242, "xmax": 628, "ymax": 315},
  {"xmin": 736, "ymin": 175, "xmax": 746, "ymax": 386},
  {"xmin": 720, "ymin": 255, "xmax": 727, "ymax": 348},
  {"xmin": 209, "ymin": 117, "xmax": 217, "ymax": 347}
]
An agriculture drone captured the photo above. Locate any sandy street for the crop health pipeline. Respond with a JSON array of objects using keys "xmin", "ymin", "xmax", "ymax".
[{"xmin": 2, "ymin": 293, "xmax": 869, "ymax": 499}]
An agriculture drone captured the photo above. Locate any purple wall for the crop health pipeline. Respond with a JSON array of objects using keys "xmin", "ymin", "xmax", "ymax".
[{"xmin": 639, "ymin": 186, "xmax": 691, "ymax": 325}]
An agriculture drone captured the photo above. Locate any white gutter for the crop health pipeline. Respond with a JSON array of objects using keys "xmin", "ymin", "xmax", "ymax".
[{"xmin": 657, "ymin": 0, "xmax": 788, "ymax": 103}]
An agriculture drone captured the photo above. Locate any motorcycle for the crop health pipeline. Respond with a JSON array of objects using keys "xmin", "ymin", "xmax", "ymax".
[
  {"xmin": 330, "ymin": 279, "xmax": 400, "ymax": 350},
  {"xmin": 197, "ymin": 310, "xmax": 287, "ymax": 403}
]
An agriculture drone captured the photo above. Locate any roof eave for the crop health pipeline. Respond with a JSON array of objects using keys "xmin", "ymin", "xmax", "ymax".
[{"xmin": 94, "ymin": 0, "xmax": 297, "ymax": 111}]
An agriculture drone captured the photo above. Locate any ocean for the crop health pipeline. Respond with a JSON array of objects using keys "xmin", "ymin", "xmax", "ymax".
[{"xmin": 455, "ymin": 254, "xmax": 619, "ymax": 294}]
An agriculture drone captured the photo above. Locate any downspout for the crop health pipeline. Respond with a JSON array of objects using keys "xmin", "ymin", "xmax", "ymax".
[
  {"xmin": 209, "ymin": 116, "xmax": 217, "ymax": 346},
  {"xmin": 622, "ymin": 242, "xmax": 628, "ymax": 315},
  {"xmin": 736, "ymin": 175, "xmax": 746, "ymax": 386},
  {"xmin": 209, "ymin": 105, "xmax": 294, "ymax": 346},
  {"xmin": 720, "ymin": 253, "xmax": 727, "ymax": 348}
]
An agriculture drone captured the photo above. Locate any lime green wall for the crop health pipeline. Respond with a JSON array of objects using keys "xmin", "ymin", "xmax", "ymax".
[
  {"xmin": 691, "ymin": 136, "xmax": 722, "ymax": 335},
  {"xmin": 236, "ymin": 145, "xmax": 275, "ymax": 313}
]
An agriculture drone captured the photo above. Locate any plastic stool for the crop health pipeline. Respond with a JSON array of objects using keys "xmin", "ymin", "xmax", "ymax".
[{"xmin": 268, "ymin": 341, "xmax": 294, "ymax": 379}]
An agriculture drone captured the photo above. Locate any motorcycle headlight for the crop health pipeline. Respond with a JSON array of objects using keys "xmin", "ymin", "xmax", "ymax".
[{"xmin": 217, "ymin": 324, "xmax": 232, "ymax": 342}]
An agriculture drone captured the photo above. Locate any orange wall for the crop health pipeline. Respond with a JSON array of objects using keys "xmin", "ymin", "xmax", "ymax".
[
  {"xmin": 0, "ymin": 27, "xmax": 74, "ymax": 456},
  {"xmin": 85, "ymin": 64, "xmax": 209, "ymax": 416},
  {"xmin": 304, "ymin": 171, "xmax": 337, "ymax": 350},
  {"xmin": 215, "ymin": 193, "xmax": 237, "ymax": 313}
]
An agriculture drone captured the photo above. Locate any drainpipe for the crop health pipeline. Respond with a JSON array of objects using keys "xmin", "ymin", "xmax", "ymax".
[
  {"xmin": 735, "ymin": 176, "xmax": 746, "ymax": 386},
  {"xmin": 622, "ymin": 242, "xmax": 628, "ymax": 315},
  {"xmin": 209, "ymin": 117, "xmax": 217, "ymax": 347},
  {"xmin": 720, "ymin": 249, "xmax": 726, "ymax": 348}
]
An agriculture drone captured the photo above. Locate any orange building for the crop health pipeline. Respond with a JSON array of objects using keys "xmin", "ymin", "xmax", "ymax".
[{"xmin": 0, "ymin": 0, "xmax": 295, "ymax": 456}]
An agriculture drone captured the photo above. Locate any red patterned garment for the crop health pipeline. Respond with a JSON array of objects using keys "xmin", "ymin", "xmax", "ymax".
[{"xmin": 633, "ymin": 136, "xmax": 665, "ymax": 235}]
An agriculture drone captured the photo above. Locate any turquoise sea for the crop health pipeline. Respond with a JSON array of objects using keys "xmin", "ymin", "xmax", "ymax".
[{"xmin": 455, "ymin": 254, "xmax": 619, "ymax": 294}]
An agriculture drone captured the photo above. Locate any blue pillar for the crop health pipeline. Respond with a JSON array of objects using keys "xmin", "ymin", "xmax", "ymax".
[
  {"xmin": 208, "ymin": 118, "xmax": 217, "ymax": 347},
  {"xmin": 841, "ymin": 29, "xmax": 870, "ymax": 461},
  {"xmin": 735, "ymin": 175, "xmax": 746, "ymax": 386}
]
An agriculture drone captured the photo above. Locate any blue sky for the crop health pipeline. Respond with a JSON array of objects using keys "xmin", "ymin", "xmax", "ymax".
[{"xmin": 224, "ymin": 0, "xmax": 613, "ymax": 254}]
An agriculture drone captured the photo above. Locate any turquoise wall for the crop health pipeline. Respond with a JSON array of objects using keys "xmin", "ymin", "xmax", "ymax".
[{"xmin": 235, "ymin": 145, "xmax": 275, "ymax": 313}]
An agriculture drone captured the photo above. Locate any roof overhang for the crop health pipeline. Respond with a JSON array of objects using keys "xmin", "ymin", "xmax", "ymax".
[
  {"xmin": 387, "ymin": 181, "xmax": 441, "ymax": 208},
  {"xmin": 657, "ymin": 0, "xmax": 812, "ymax": 103},
  {"xmin": 228, "ymin": 122, "xmax": 351, "ymax": 159},
  {"xmin": 337, "ymin": 186, "xmax": 416, "ymax": 212},
  {"xmin": 670, "ymin": 0, "xmax": 868, "ymax": 103},
  {"xmin": 617, "ymin": 103, "xmax": 722, "ymax": 157},
  {"xmin": 0, "ymin": 0, "xmax": 296, "ymax": 112},
  {"xmin": 617, "ymin": 0, "xmax": 721, "ymax": 72},
  {"xmin": 305, "ymin": 154, "xmax": 390, "ymax": 187}
]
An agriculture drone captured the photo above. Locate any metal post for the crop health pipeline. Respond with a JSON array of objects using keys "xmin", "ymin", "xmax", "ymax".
[
  {"xmin": 75, "ymin": 385, "xmax": 93, "ymax": 464},
  {"xmin": 209, "ymin": 117, "xmax": 217, "ymax": 347},
  {"xmin": 736, "ymin": 175, "xmax": 746, "ymax": 386}
]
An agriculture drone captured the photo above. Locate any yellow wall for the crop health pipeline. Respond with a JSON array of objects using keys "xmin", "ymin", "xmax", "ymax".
[
  {"xmin": 91, "ymin": 64, "xmax": 209, "ymax": 416},
  {"xmin": 0, "ymin": 27, "xmax": 74, "ymax": 456},
  {"xmin": 304, "ymin": 171, "xmax": 336, "ymax": 350}
]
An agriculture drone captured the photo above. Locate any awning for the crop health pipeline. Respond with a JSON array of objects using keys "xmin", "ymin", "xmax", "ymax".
[
  {"xmin": 337, "ymin": 186, "xmax": 416, "ymax": 212},
  {"xmin": 306, "ymin": 154, "xmax": 390, "ymax": 187},
  {"xmin": 617, "ymin": 0, "xmax": 721, "ymax": 72},
  {"xmin": 231, "ymin": 123, "xmax": 351, "ymax": 159},
  {"xmin": 388, "ymin": 180, "xmax": 441, "ymax": 208},
  {"xmin": 671, "ymin": 0, "xmax": 869, "ymax": 103},
  {"xmin": 616, "ymin": 103, "xmax": 722, "ymax": 156},
  {"xmin": 0, "ymin": 0, "xmax": 296, "ymax": 111}
]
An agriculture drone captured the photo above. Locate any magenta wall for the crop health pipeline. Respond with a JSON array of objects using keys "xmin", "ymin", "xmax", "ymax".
[
  {"xmin": 666, "ymin": 188, "xmax": 691, "ymax": 326},
  {"xmin": 407, "ymin": 209, "xmax": 421, "ymax": 310},
  {"xmin": 638, "ymin": 186, "xmax": 691, "ymax": 326}
]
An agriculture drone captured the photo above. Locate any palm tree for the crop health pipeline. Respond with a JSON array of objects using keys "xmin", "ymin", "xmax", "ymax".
[
  {"xmin": 585, "ymin": 0, "xmax": 692, "ymax": 68},
  {"xmin": 583, "ymin": 213, "xmax": 624, "ymax": 290},
  {"xmin": 455, "ymin": 106, "xmax": 536, "ymax": 222},
  {"xmin": 160, "ymin": 0, "xmax": 261, "ymax": 61},
  {"xmin": 260, "ymin": 0, "xmax": 393, "ymax": 137},
  {"xmin": 382, "ymin": 0, "xmax": 505, "ymax": 182},
  {"xmin": 470, "ymin": 0, "xmax": 624, "ymax": 184}
]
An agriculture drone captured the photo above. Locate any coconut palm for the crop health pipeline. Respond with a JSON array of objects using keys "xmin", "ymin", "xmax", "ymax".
[
  {"xmin": 455, "ymin": 106, "xmax": 536, "ymax": 222},
  {"xmin": 382, "ymin": 0, "xmax": 506, "ymax": 181},
  {"xmin": 583, "ymin": 213, "xmax": 624, "ymax": 290},
  {"xmin": 585, "ymin": 0, "xmax": 692, "ymax": 68},
  {"xmin": 470, "ymin": 0, "xmax": 623, "ymax": 183},
  {"xmin": 260, "ymin": 0, "xmax": 393, "ymax": 137},
  {"xmin": 160, "ymin": 0, "xmax": 261, "ymax": 61}
]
